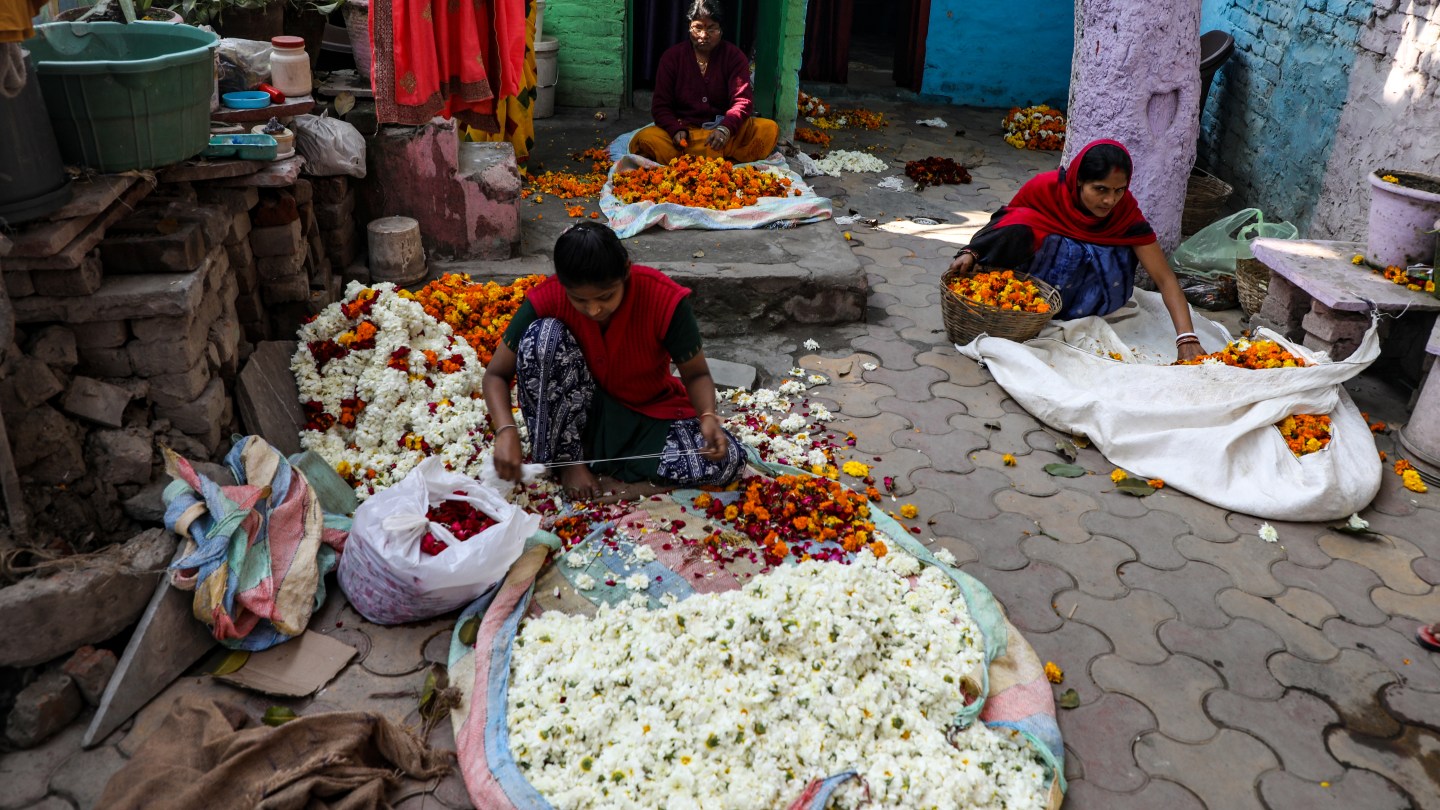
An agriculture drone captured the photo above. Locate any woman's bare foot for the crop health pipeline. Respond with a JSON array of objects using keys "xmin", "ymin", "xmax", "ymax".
[{"xmin": 559, "ymin": 464, "xmax": 601, "ymax": 499}]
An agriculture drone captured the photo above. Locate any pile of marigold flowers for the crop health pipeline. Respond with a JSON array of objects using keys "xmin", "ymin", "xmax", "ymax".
[
  {"xmin": 1179, "ymin": 339, "xmax": 1335, "ymax": 457},
  {"xmin": 693, "ymin": 474, "xmax": 884, "ymax": 563},
  {"xmin": 570, "ymin": 145, "xmax": 612, "ymax": 174},
  {"xmin": 798, "ymin": 90, "xmax": 830, "ymax": 119},
  {"xmin": 406, "ymin": 274, "xmax": 544, "ymax": 365},
  {"xmin": 1377, "ymin": 264, "xmax": 1437, "ymax": 294},
  {"xmin": 1395, "ymin": 459, "xmax": 1429, "ymax": 493},
  {"xmin": 795, "ymin": 126, "xmax": 831, "ymax": 147},
  {"xmin": 905, "ymin": 156, "xmax": 973, "ymax": 190},
  {"xmin": 1001, "ymin": 104, "xmax": 1066, "ymax": 151},
  {"xmin": 610, "ymin": 155, "xmax": 801, "ymax": 211},
  {"xmin": 525, "ymin": 169, "xmax": 606, "ymax": 200},
  {"xmin": 948, "ymin": 269, "xmax": 1053, "ymax": 314}
]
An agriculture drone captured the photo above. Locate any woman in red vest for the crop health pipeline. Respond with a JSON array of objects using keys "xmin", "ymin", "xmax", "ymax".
[{"xmin": 483, "ymin": 222, "xmax": 746, "ymax": 497}]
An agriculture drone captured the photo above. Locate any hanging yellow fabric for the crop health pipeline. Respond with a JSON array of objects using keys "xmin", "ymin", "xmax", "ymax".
[
  {"xmin": 1, "ymin": 0, "xmax": 48, "ymax": 43},
  {"xmin": 463, "ymin": 0, "xmax": 536, "ymax": 162}
]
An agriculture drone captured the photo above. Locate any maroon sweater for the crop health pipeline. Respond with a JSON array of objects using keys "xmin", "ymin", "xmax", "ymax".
[{"xmin": 651, "ymin": 40, "xmax": 753, "ymax": 137}]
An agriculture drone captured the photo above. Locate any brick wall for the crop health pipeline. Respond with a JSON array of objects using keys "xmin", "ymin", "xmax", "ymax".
[
  {"xmin": 1200, "ymin": 0, "xmax": 1440, "ymax": 238},
  {"xmin": 546, "ymin": 0, "xmax": 626, "ymax": 108}
]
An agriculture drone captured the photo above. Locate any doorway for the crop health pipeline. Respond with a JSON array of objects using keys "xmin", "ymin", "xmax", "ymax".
[
  {"xmin": 799, "ymin": 0, "xmax": 929, "ymax": 92},
  {"xmin": 629, "ymin": 0, "xmax": 762, "ymax": 93}
]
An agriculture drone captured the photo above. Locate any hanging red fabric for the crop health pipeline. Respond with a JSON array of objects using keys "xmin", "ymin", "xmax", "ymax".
[{"xmin": 371, "ymin": 0, "xmax": 528, "ymax": 128}]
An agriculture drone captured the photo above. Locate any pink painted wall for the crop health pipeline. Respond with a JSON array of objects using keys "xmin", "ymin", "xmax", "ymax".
[{"xmin": 1064, "ymin": 0, "xmax": 1202, "ymax": 252}]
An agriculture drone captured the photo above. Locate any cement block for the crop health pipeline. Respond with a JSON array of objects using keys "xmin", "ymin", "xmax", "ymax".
[
  {"xmin": 311, "ymin": 175, "xmax": 350, "ymax": 204},
  {"xmin": 75, "ymin": 346, "xmax": 133, "ymax": 378},
  {"xmin": 4, "ymin": 673, "xmax": 81, "ymax": 749},
  {"xmin": 61, "ymin": 376, "xmax": 135, "ymax": 427},
  {"xmin": 1302, "ymin": 307, "xmax": 1370, "ymax": 344},
  {"xmin": 324, "ymin": 224, "xmax": 358, "ymax": 269},
  {"xmin": 13, "ymin": 248, "xmax": 222, "ymax": 325},
  {"xmin": 146, "ymin": 357, "xmax": 213, "ymax": 407},
  {"xmin": 315, "ymin": 196, "xmax": 355, "ymax": 231},
  {"xmin": 9, "ymin": 404, "xmax": 83, "ymax": 475},
  {"xmin": 99, "ymin": 221, "xmax": 206, "ymax": 273},
  {"xmin": 134, "ymin": 202, "xmax": 231, "ymax": 251},
  {"xmin": 4, "ymin": 269, "xmax": 34, "ymax": 297},
  {"xmin": 292, "ymin": 177, "xmax": 313, "ymax": 205},
  {"xmin": 249, "ymin": 219, "xmax": 304, "ymax": 258},
  {"xmin": 226, "ymin": 211, "xmax": 253, "ymax": 245},
  {"xmin": 197, "ymin": 185, "xmax": 259, "ymax": 216},
  {"xmin": 258, "ymin": 251, "xmax": 307, "ymax": 284},
  {"xmin": 27, "ymin": 325, "xmax": 77, "ymax": 370},
  {"xmin": 261, "ymin": 274, "xmax": 311, "ymax": 305},
  {"xmin": 87, "ymin": 427, "xmax": 154, "ymax": 485},
  {"xmin": 154, "ymin": 378, "xmax": 227, "ymax": 434},
  {"xmin": 227, "ymin": 239, "xmax": 259, "ymax": 295},
  {"xmin": 0, "ymin": 355, "xmax": 64, "ymax": 411},
  {"xmin": 30, "ymin": 251, "xmax": 103, "ymax": 297},
  {"xmin": 251, "ymin": 193, "xmax": 300, "ymax": 228},
  {"xmin": 235, "ymin": 288, "xmax": 265, "ymax": 324},
  {"xmin": 127, "ymin": 325, "xmax": 211, "ymax": 378},
  {"xmin": 70, "ymin": 320, "xmax": 128, "ymax": 349}
]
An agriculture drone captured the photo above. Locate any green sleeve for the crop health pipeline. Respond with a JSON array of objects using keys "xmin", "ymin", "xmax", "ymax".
[
  {"xmin": 501, "ymin": 298, "xmax": 539, "ymax": 351},
  {"xmin": 665, "ymin": 298, "xmax": 703, "ymax": 364}
]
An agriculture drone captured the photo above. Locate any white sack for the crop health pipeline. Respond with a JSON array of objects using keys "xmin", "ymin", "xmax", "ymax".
[
  {"xmin": 293, "ymin": 113, "xmax": 367, "ymax": 178},
  {"xmin": 339, "ymin": 457, "xmax": 540, "ymax": 624},
  {"xmin": 956, "ymin": 290, "xmax": 1383, "ymax": 521}
]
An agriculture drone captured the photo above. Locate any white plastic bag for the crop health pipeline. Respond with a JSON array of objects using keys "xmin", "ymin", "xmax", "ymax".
[
  {"xmin": 956, "ymin": 290, "xmax": 1382, "ymax": 521},
  {"xmin": 338, "ymin": 457, "xmax": 539, "ymax": 624},
  {"xmin": 293, "ymin": 113, "xmax": 367, "ymax": 178}
]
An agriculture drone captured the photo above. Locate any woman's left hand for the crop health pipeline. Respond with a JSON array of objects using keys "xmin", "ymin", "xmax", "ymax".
[
  {"xmin": 1177, "ymin": 341, "xmax": 1206, "ymax": 362},
  {"xmin": 705, "ymin": 128, "xmax": 728, "ymax": 151},
  {"xmin": 699, "ymin": 415, "xmax": 729, "ymax": 461}
]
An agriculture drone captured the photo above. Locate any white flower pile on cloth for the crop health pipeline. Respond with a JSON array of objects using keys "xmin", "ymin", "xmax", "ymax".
[
  {"xmin": 508, "ymin": 551, "xmax": 1049, "ymax": 809},
  {"xmin": 814, "ymin": 149, "xmax": 889, "ymax": 176},
  {"xmin": 292, "ymin": 281, "xmax": 499, "ymax": 500},
  {"xmin": 722, "ymin": 384, "xmax": 836, "ymax": 469}
]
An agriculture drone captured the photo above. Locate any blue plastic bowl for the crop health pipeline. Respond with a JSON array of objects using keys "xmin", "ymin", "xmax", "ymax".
[{"xmin": 222, "ymin": 91, "xmax": 270, "ymax": 110}]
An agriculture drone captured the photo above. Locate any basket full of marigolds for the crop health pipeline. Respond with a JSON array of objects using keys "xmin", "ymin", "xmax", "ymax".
[{"xmin": 940, "ymin": 265, "xmax": 1061, "ymax": 345}]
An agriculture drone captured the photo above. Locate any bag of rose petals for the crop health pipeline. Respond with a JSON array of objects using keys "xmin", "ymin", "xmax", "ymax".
[{"xmin": 340, "ymin": 457, "xmax": 540, "ymax": 624}]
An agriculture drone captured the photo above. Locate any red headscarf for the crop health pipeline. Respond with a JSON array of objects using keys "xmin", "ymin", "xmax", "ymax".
[{"xmin": 997, "ymin": 139, "xmax": 1156, "ymax": 251}]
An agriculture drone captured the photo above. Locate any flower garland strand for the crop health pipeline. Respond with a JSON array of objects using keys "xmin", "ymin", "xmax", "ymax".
[
  {"xmin": 409, "ymin": 273, "xmax": 544, "ymax": 366},
  {"xmin": 1001, "ymin": 105, "xmax": 1066, "ymax": 151}
]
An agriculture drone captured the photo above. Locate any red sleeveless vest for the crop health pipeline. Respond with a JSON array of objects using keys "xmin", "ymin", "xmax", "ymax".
[{"xmin": 527, "ymin": 265, "xmax": 697, "ymax": 420}]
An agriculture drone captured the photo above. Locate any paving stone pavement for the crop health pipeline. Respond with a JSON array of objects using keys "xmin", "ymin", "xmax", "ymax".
[{"xmin": 24, "ymin": 97, "xmax": 1440, "ymax": 809}]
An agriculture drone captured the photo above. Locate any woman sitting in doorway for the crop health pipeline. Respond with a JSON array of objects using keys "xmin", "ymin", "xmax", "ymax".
[
  {"xmin": 949, "ymin": 139, "xmax": 1206, "ymax": 361},
  {"xmin": 628, "ymin": 0, "xmax": 779, "ymax": 165},
  {"xmin": 483, "ymin": 222, "xmax": 747, "ymax": 498}
]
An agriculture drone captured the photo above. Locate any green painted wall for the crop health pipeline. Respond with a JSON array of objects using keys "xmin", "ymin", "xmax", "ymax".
[
  {"xmin": 546, "ymin": 0, "xmax": 626, "ymax": 107},
  {"xmin": 774, "ymin": 0, "xmax": 808, "ymax": 136}
]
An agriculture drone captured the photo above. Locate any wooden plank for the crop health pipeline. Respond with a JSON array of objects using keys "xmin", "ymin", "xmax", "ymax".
[
  {"xmin": 1251, "ymin": 238, "xmax": 1440, "ymax": 314},
  {"xmin": 8, "ymin": 208, "xmax": 104, "ymax": 259},
  {"xmin": 210, "ymin": 95, "xmax": 316, "ymax": 125},
  {"xmin": 4, "ymin": 179, "xmax": 156, "ymax": 272},
  {"xmin": 82, "ymin": 543, "xmax": 216, "ymax": 748},
  {"xmin": 215, "ymin": 156, "xmax": 307, "ymax": 189},
  {"xmin": 156, "ymin": 159, "xmax": 264, "ymax": 185},
  {"xmin": 236, "ymin": 340, "xmax": 305, "ymax": 456},
  {"xmin": 48, "ymin": 176, "xmax": 138, "ymax": 220}
]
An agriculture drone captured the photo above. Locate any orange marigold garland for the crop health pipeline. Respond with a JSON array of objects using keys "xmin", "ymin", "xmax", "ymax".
[
  {"xmin": 795, "ymin": 127, "xmax": 831, "ymax": 147},
  {"xmin": 1179, "ymin": 339, "xmax": 1333, "ymax": 457},
  {"xmin": 528, "ymin": 169, "xmax": 606, "ymax": 199},
  {"xmin": 948, "ymin": 269, "xmax": 1052, "ymax": 314},
  {"xmin": 611, "ymin": 155, "xmax": 801, "ymax": 211},
  {"xmin": 1001, "ymin": 104, "xmax": 1066, "ymax": 151},
  {"xmin": 693, "ymin": 474, "xmax": 880, "ymax": 564},
  {"xmin": 407, "ymin": 274, "xmax": 545, "ymax": 366}
]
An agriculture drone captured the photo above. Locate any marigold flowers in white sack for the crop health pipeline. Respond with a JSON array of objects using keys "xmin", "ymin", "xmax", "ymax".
[
  {"xmin": 293, "ymin": 282, "xmax": 499, "ymax": 500},
  {"xmin": 508, "ymin": 551, "xmax": 1048, "ymax": 809}
]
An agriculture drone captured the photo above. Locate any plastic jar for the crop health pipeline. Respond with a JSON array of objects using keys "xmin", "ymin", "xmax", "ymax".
[{"xmin": 269, "ymin": 36, "xmax": 312, "ymax": 99}]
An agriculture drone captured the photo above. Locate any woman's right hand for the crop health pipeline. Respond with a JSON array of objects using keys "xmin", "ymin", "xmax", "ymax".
[
  {"xmin": 948, "ymin": 250, "xmax": 977, "ymax": 275},
  {"xmin": 493, "ymin": 426, "xmax": 524, "ymax": 484},
  {"xmin": 672, "ymin": 130, "xmax": 689, "ymax": 149}
]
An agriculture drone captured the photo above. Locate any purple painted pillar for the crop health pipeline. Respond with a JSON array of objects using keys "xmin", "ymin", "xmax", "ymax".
[{"xmin": 1064, "ymin": 0, "xmax": 1201, "ymax": 252}]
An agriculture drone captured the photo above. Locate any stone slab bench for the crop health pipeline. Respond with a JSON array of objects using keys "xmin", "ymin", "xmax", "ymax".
[{"xmin": 1249, "ymin": 237, "xmax": 1439, "ymax": 359}]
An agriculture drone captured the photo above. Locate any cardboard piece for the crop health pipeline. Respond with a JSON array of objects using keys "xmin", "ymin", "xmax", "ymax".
[{"xmin": 216, "ymin": 630, "xmax": 357, "ymax": 697}]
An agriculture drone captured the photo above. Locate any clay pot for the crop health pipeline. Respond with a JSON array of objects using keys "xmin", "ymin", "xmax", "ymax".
[{"xmin": 1366, "ymin": 169, "xmax": 1440, "ymax": 269}]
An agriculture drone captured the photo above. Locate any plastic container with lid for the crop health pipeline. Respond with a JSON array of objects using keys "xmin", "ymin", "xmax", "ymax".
[{"xmin": 269, "ymin": 35, "xmax": 312, "ymax": 98}]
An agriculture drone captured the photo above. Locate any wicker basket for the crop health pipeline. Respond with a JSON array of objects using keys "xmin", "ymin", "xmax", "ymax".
[
  {"xmin": 1182, "ymin": 168, "xmax": 1234, "ymax": 237},
  {"xmin": 940, "ymin": 266, "xmax": 1062, "ymax": 345},
  {"xmin": 1235, "ymin": 257, "xmax": 1271, "ymax": 316}
]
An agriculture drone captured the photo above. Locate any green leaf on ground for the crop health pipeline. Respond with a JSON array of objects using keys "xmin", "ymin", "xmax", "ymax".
[
  {"xmin": 1116, "ymin": 477, "xmax": 1157, "ymax": 497},
  {"xmin": 262, "ymin": 707, "xmax": 298, "ymax": 726},
  {"xmin": 1043, "ymin": 463, "xmax": 1087, "ymax": 478},
  {"xmin": 458, "ymin": 616, "xmax": 480, "ymax": 646},
  {"xmin": 1058, "ymin": 689, "xmax": 1080, "ymax": 709},
  {"xmin": 210, "ymin": 650, "xmax": 249, "ymax": 676}
]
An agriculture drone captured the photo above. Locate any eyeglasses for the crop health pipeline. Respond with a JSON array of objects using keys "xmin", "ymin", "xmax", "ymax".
[{"xmin": 689, "ymin": 23, "xmax": 721, "ymax": 35}]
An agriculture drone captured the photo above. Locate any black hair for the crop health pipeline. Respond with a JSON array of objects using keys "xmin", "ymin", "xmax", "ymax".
[
  {"xmin": 685, "ymin": 0, "xmax": 723, "ymax": 25},
  {"xmin": 1074, "ymin": 143, "xmax": 1132, "ymax": 184},
  {"xmin": 553, "ymin": 221, "xmax": 630, "ymax": 287}
]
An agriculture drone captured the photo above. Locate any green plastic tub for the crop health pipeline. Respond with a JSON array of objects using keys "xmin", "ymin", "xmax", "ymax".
[{"xmin": 26, "ymin": 22, "xmax": 218, "ymax": 172}]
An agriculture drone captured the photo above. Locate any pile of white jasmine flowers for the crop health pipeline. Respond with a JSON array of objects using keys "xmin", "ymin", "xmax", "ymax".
[
  {"xmin": 507, "ymin": 551, "xmax": 1049, "ymax": 809},
  {"xmin": 292, "ymin": 282, "xmax": 501, "ymax": 500},
  {"xmin": 814, "ymin": 149, "xmax": 890, "ymax": 176}
]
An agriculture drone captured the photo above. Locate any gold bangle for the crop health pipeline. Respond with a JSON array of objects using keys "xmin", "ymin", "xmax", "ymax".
[
  {"xmin": 494, "ymin": 424, "xmax": 518, "ymax": 436},
  {"xmin": 699, "ymin": 411, "xmax": 719, "ymax": 422}
]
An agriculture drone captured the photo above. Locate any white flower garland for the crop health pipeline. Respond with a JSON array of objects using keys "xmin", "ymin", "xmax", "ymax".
[
  {"xmin": 508, "ymin": 551, "xmax": 1048, "ymax": 809},
  {"xmin": 292, "ymin": 281, "xmax": 505, "ymax": 500}
]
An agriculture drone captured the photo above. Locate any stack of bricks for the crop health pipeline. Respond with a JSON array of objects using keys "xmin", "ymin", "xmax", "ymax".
[{"xmin": 309, "ymin": 175, "xmax": 363, "ymax": 287}]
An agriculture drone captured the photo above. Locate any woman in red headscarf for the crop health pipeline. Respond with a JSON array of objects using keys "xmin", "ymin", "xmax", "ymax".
[{"xmin": 949, "ymin": 140, "xmax": 1204, "ymax": 361}]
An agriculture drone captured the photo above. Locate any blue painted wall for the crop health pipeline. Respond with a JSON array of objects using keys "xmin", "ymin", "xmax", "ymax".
[
  {"xmin": 920, "ymin": 0, "xmax": 1073, "ymax": 108},
  {"xmin": 1198, "ymin": 0, "xmax": 1369, "ymax": 231}
]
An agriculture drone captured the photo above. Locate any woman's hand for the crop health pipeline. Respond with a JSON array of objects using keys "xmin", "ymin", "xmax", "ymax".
[
  {"xmin": 493, "ymin": 426, "xmax": 524, "ymax": 483},
  {"xmin": 1176, "ymin": 341, "xmax": 1206, "ymax": 362},
  {"xmin": 672, "ymin": 130, "xmax": 689, "ymax": 149},
  {"xmin": 948, "ymin": 249, "xmax": 977, "ymax": 275},
  {"xmin": 699, "ymin": 414, "xmax": 728, "ymax": 461},
  {"xmin": 705, "ymin": 127, "xmax": 728, "ymax": 151}
]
